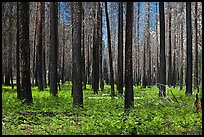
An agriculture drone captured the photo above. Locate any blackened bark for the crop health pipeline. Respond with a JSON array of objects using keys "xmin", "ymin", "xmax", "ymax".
[
  {"xmin": 92, "ymin": 3, "xmax": 99, "ymax": 94},
  {"xmin": 179, "ymin": 23, "xmax": 184, "ymax": 90},
  {"xmin": 72, "ymin": 2, "xmax": 83, "ymax": 107},
  {"xmin": 5, "ymin": 2, "xmax": 13, "ymax": 86},
  {"xmin": 168, "ymin": 2, "xmax": 172, "ymax": 87},
  {"xmin": 16, "ymin": 2, "xmax": 21, "ymax": 99},
  {"xmin": 41, "ymin": 2, "xmax": 46, "ymax": 88},
  {"xmin": 98, "ymin": 2, "xmax": 104, "ymax": 92},
  {"xmin": 159, "ymin": 2, "xmax": 166, "ymax": 97},
  {"xmin": 37, "ymin": 2, "xmax": 43, "ymax": 91},
  {"xmin": 125, "ymin": 2, "xmax": 134, "ymax": 110},
  {"xmin": 137, "ymin": 2, "xmax": 140, "ymax": 85},
  {"xmin": 142, "ymin": 41, "xmax": 147, "ymax": 87},
  {"xmin": 19, "ymin": 2, "xmax": 32, "ymax": 104},
  {"xmin": 50, "ymin": 2, "xmax": 58, "ymax": 96},
  {"xmin": 9, "ymin": 2, "xmax": 13, "ymax": 88},
  {"xmin": 104, "ymin": 58, "xmax": 109, "ymax": 85},
  {"xmin": 105, "ymin": 2, "xmax": 115, "ymax": 97},
  {"xmin": 118, "ymin": 2, "xmax": 123, "ymax": 95},
  {"xmin": 186, "ymin": 2, "xmax": 192, "ymax": 95},
  {"xmin": 194, "ymin": 2, "xmax": 198, "ymax": 91},
  {"xmin": 31, "ymin": 3, "xmax": 38, "ymax": 87}
]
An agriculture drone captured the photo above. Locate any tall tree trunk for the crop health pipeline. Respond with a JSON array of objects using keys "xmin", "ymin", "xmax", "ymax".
[
  {"xmin": 105, "ymin": 2, "xmax": 115, "ymax": 97},
  {"xmin": 50, "ymin": 2, "xmax": 58, "ymax": 96},
  {"xmin": 72, "ymin": 2, "xmax": 83, "ymax": 107},
  {"xmin": 142, "ymin": 41, "xmax": 147, "ymax": 87},
  {"xmin": 118, "ymin": 2, "xmax": 123, "ymax": 94},
  {"xmin": 186, "ymin": 2, "xmax": 192, "ymax": 95},
  {"xmin": 8, "ymin": 2, "xmax": 13, "ymax": 88},
  {"xmin": 61, "ymin": 10, "xmax": 65, "ymax": 85},
  {"xmin": 5, "ymin": 2, "xmax": 13, "ymax": 86},
  {"xmin": 159, "ymin": 2, "xmax": 166, "ymax": 97},
  {"xmin": 193, "ymin": 2, "xmax": 198, "ymax": 91},
  {"xmin": 19, "ymin": 2, "xmax": 32, "ymax": 104},
  {"xmin": 37, "ymin": 2, "xmax": 43, "ymax": 91},
  {"xmin": 147, "ymin": 2, "xmax": 151, "ymax": 86},
  {"xmin": 31, "ymin": 3, "xmax": 38, "ymax": 87},
  {"xmin": 179, "ymin": 23, "xmax": 184, "ymax": 90},
  {"xmin": 167, "ymin": 2, "xmax": 172, "ymax": 87},
  {"xmin": 125, "ymin": 2, "xmax": 134, "ymax": 111},
  {"xmin": 98, "ymin": 2, "xmax": 104, "ymax": 92},
  {"xmin": 87, "ymin": 35, "xmax": 90, "ymax": 84},
  {"xmin": 137, "ymin": 2, "xmax": 140, "ymax": 85},
  {"xmin": 41, "ymin": 2, "xmax": 46, "ymax": 88},
  {"xmin": 92, "ymin": 2, "xmax": 99, "ymax": 94},
  {"xmin": 156, "ymin": 2, "xmax": 160, "ymax": 87},
  {"xmin": 81, "ymin": 7, "xmax": 86, "ymax": 90},
  {"xmin": 16, "ymin": 2, "xmax": 21, "ymax": 99}
]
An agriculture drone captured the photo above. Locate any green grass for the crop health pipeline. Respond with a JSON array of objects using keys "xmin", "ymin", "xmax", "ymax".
[{"xmin": 2, "ymin": 82, "xmax": 202, "ymax": 135}]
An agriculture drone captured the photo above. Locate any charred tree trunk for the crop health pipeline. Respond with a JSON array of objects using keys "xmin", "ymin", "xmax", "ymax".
[
  {"xmin": 37, "ymin": 2, "xmax": 43, "ymax": 91},
  {"xmin": 193, "ymin": 2, "xmax": 198, "ymax": 91},
  {"xmin": 41, "ymin": 2, "xmax": 46, "ymax": 88},
  {"xmin": 179, "ymin": 23, "xmax": 184, "ymax": 90},
  {"xmin": 19, "ymin": 2, "xmax": 33, "ymax": 104},
  {"xmin": 92, "ymin": 3, "xmax": 99, "ymax": 94},
  {"xmin": 50, "ymin": 2, "xmax": 58, "ymax": 96},
  {"xmin": 72, "ymin": 2, "xmax": 83, "ymax": 107},
  {"xmin": 159, "ymin": 2, "xmax": 166, "ymax": 97},
  {"xmin": 105, "ymin": 2, "xmax": 115, "ymax": 97},
  {"xmin": 167, "ymin": 2, "xmax": 172, "ymax": 87},
  {"xmin": 137, "ymin": 2, "xmax": 140, "ymax": 85},
  {"xmin": 31, "ymin": 3, "xmax": 38, "ymax": 87},
  {"xmin": 118, "ymin": 2, "xmax": 123, "ymax": 95},
  {"xmin": 16, "ymin": 2, "xmax": 21, "ymax": 99},
  {"xmin": 98, "ymin": 2, "xmax": 104, "ymax": 92},
  {"xmin": 186, "ymin": 2, "xmax": 192, "ymax": 95},
  {"xmin": 125, "ymin": 2, "xmax": 134, "ymax": 111}
]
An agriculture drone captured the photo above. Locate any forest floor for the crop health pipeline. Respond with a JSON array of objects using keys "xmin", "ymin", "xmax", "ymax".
[{"xmin": 2, "ymin": 82, "xmax": 202, "ymax": 135}]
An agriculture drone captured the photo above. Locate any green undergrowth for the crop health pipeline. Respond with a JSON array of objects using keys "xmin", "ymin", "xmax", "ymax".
[{"xmin": 2, "ymin": 82, "xmax": 202, "ymax": 135}]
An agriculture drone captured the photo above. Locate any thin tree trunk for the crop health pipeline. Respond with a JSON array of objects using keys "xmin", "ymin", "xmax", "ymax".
[
  {"xmin": 42, "ymin": 2, "xmax": 46, "ymax": 88},
  {"xmin": 16, "ymin": 2, "xmax": 21, "ymax": 99},
  {"xmin": 92, "ymin": 2, "xmax": 99, "ymax": 94},
  {"xmin": 37, "ymin": 2, "xmax": 43, "ymax": 91},
  {"xmin": 31, "ymin": 3, "xmax": 38, "ymax": 87},
  {"xmin": 98, "ymin": 2, "xmax": 104, "ymax": 92},
  {"xmin": 186, "ymin": 2, "xmax": 192, "ymax": 95},
  {"xmin": 105, "ymin": 2, "xmax": 115, "ymax": 97},
  {"xmin": 137, "ymin": 2, "xmax": 140, "ymax": 85},
  {"xmin": 159, "ymin": 2, "xmax": 166, "ymax": 97},
  {"xmin": 118, "ymin": 2, "xmax": 123, "ymax": 94},
  {"xmin": 82, "ymin": 7, "xmax": 86, "ymax": 90},
  {"xmin": 155, "ymin": 2, "xmax": 160, "ymax": 88},
  {"xmin": 168, "ymin": 2, "xmax": 172, "ymax": 87},
  {"xmin": 147, "ymin": 2, "xmax": 151, "ymax": 86},
  {"xmin": 61, "ymin": 10, "xmax": 65, "ymax": 85},
  {"xmin": 179, "ymin": 23, "xmax": 184, "ymax": 90},
  {"xmin": 8, "ymin": 2, "xmax": 13, "ymax": 88},
  {"xmin": 194, "ymin": 2, "xmax": 198, "ymax": 91}
]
